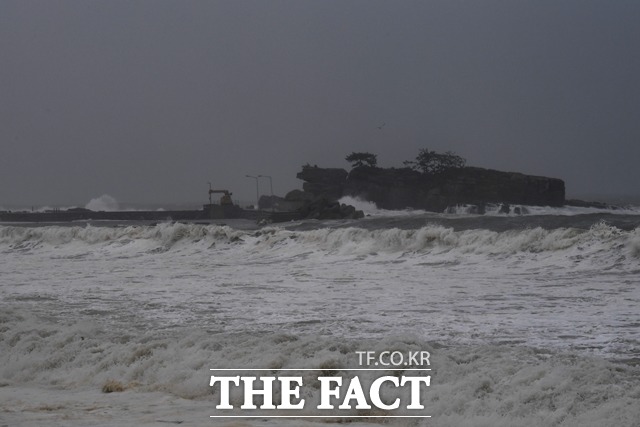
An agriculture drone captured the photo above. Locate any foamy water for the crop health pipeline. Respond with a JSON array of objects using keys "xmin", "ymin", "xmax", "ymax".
[
  {"xmin": 338, "ymin": 196, "xmax": 640, "ymax": 217},
  {"xmin": 339, "ymin": 196, "xmax": 430, "ymax": 217},
  {"xmin": 1, "ymin": 219, "xmax": 639, "ymax": 426}
]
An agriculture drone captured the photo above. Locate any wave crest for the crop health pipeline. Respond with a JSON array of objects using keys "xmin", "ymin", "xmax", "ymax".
[
  {"xmin": 85, "ymin": 194, "xmax": 120, "ymax": 211},
  {"xmin": 1, "ymin": 222, "xmax": 638, "ymax": 262}
]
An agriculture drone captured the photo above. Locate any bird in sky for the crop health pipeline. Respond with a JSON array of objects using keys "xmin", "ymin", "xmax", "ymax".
[{"xmin": 376, "ymin": 122, "xmax": 386, "ymax": 130}]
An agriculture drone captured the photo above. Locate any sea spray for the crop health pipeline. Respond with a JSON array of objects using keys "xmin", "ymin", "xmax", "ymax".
[{"xmin": 85, "ymin": 194, "xmax": 120, "ymax": 211}]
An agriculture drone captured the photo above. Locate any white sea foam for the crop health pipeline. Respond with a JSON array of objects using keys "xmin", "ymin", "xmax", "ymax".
[
  {"xmin": 1, "ymin": 221, "xmax": 639, "ymax": 425},
  {"xmin": 339, "ymin": 193, "xmax": 640, "ymax": 218},
  {"xmin": 1, "ymin": 221, "xmax": 638, "ymax": 260},
  {"xmin": 446, "ymin": 203, "xmax": 640, "ymax": 216},
  {"xmin": 339, "ymin": 196, "xmax": 429, "ymax": 217},
  {"xmin": 1, "ymin": 314, "xmax": 639, "ymax": 426}
]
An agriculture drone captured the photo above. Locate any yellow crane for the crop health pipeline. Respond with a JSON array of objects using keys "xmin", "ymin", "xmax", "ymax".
[{"xmin": 208, "ymin": 183, "xmax": 234, "ymax": 206}]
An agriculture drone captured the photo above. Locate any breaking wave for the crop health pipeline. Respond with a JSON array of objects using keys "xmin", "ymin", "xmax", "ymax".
[
  {"xmin": 1, "ymin": 309, "xmax": 639, "ymax": 426},
  {"xmin": 339, "ymin": 196, "xmax": 429, "ymax": 217},
  {"xmin": 339, "ymin": 196, "xmax": 640, "ymax": 217},
  {"xmin": 85, "ymin": 194, "xmax": 120, "ymax": 211},
  {"xmin": 485, "ymin": 204, "xmax": 640, "ymax": 217},
  {"xmin": 1, "ymin": 221, "xmax": 639, "ymax": 262},
  {"xmin": 3, "ymin": 221, "xmax": 640, "ymax": 425}
]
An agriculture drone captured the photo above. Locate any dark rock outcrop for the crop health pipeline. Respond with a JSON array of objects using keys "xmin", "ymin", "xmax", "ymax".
[
  {"xmin": 254, "ymin": 189, "xmax": 369, "ymax": 221},
  {"xmin": 565, "ymin": 199, "xmax": 618, "ymax": 210},
  {"xmin": 296, "ymin": 167, "xmax": 348, "ymax": 200},
  {"xmin": 284, "ymin": 189, "xmax": 315, "ymax": 202},
  {"xmin": 258, "ymin": 193, "xmax": 312, "ymax": 212},
  {"xmin": 296, "ymin": 165, "xmax": 565, "ymax": 212},
  {"xmin": 258, "ymin": 195, "xmax": 278, "ymax": 210},
  {"xmin": 298, "ymin": 198, "xmax": 364, "ymax": 220}
]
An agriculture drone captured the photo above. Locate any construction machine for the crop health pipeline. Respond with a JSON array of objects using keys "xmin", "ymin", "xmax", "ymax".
[{"xmin": 208, "ymin": 184, "xmax": 234, "ymax": 206}]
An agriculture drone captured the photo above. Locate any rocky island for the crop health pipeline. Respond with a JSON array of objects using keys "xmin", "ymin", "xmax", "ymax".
[
  {"xmin": 278, "ymin": 150, "xmax": 567, "ymax": 218},
  {"xmin": 3, "ymin": 150, "xmax": 596, "ymax": 223},
  {"xmin": 294, "ymin": 164, "xmax": 565, "ymax": 213}
]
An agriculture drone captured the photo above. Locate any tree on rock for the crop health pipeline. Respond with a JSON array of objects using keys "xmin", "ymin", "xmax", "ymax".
[
  {"xmin": 404, "ymin": 149, "xmax": 466, "ymax": 175},
  {"xmin": 345, "ymin": 152, "xmax": 378, "ymax": 168}
]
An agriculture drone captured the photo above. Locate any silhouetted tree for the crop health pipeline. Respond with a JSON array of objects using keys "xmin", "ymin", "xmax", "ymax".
[
  {"xmin": 403, "ymin": 149, "xmax": 466, "ymax": 175},
  {"xmin": 345, "ymin": 152, "xmax": 378, "ymax": 168}
]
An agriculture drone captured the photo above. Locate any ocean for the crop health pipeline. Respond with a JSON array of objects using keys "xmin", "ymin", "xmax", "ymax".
[{"xmin": 1, "ymin": 198, "xmax": 639, "ymax": 426}]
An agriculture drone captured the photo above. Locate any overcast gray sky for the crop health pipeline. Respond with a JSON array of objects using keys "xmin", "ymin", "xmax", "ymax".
[{"xmin": 1, "ymin": 0, "xmax": 639, "ymax": 208}]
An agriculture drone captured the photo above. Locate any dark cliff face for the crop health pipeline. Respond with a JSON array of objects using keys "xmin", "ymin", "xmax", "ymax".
[
  {"xmin": 296, "ymin": 167, "xmax": 348, "ymax": 201},
  {"xmin": 297, "ymin": 165, "xmax": 565, "ymax": 211}
]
